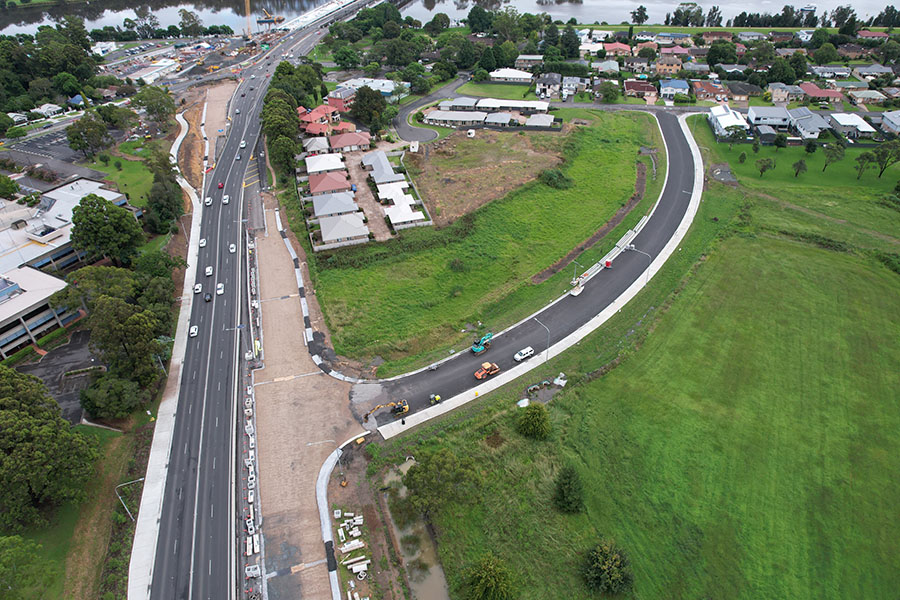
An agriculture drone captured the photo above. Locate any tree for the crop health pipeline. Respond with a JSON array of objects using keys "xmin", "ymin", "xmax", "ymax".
[
  {"xmin": 880, "ymin": 40, "xmax": 900, "ymax": 65},
  {"xmin": 871, "ymin": 140, "xmax": 900, "ymax": 177},
  {"xmin": 822, "ymin": 142, "xmax": 845, "ymax": 171},
  {"xmin": 707, "ymin": 40, "xmax": 737, "ymax": 66},
  {"xmin": 726, "ymin": 125, "xmax": 746, "ymax": 149},
  {"xmin": 467, "ymin": 5, "xmax": 494, "ymax": 33},
  {"xmin": 813, "ymin": 42, "xmax": 839, "ymax": 64},
  {"xmin": 0, "ymin": 113, "xmax": 13, "ymax": 137},
  {"xmin": 363, "ymin": 62, "xmax": 381, "ymax": 77},
  {"xmin": 0, "ymin": 366, "xmax": 97, "ymax": 531},
  {"xmin": 403, "ymin": 448, "xmax": 479, "ymax": 520},
  {"xmin": 756, "ymin": 157, "xmax": 775, "ymax": 177},
  {"xmin": 71, "ymin": 193, "xmax": 144, "ymax": 266},
  {"xmin": 0, "ymin": 535, "xmax": 51, "ymax": 596},
  {"xmin": 543, "ymin": 23, "xmax": 559, "ymax": 48},
  {"xmin": 492, "ymin": 7, "xmax": 522, "ymax": 43},
  {"xmin": 792, "ymin": 158, "xmax": 808, "ymax": 177},
  {"xmin": 583, "ymin": 539, "xmax": 634, "ymax": 594},
  {"xmin": 334, "ymin": 46, "xmax": 360, "ymax": 70},
  {"xmin": 706, "ymin": 5, "xmax": 723, "ymax": 26},
  {"xmin": 66, "ymin": 112, "xmax": 112, "ymax": 158},
  {"xmin": 805, "ymin": 140, "xmax": 818, "ymax": 154},
  {"xmin": 767, "ymin": 58, "xmax": 796, "ymax": 84},
  {"xmin": 53, "ymin": 71, "xmax": 80, "ymax": 96},
  {"xmin": 0, "ymin": 175, "xmax": 18, "ymax": 199},
  {"xmin": 80, "ymin": 373, "xmax": 149, "ymax": 419},
  {"xmin": 269, "ymin": 135, "xmax": 298, "ymax": 174},
  {"xmin": 752, "ymin": 140, "xmax": 760, "ymax": 154},
  {"xmin": 774, "ymin": 133, "xmax": 787, "ymax": 151},
  {"xmin": 88, "ymin": 296, "xmax": 161, "ymax": 386},
  {"xmin": 517, "ymin": 404, "xmax": 550, "ymax": 439},
  {"xmin": 631, "ymin": 5, "xmax": 648, "ymax": 24},
  {"xmin": 830, "ymin": 5, "xmax": 856, "ymax": 28},
  {"xmin": 597, "ymin": 81, "xmax": 620, "ymax": 103},
  {"xmin": 456, "ymin": 40, "xmax": 477, "ymax": 69},
  {"xmin": 478, "ymin": 46, "xmax": 496, "ymax": 72},
  {"xmin": 496, "ymin": 40, "xmax": 518, "ymax": 68},
  {"xmin": 637, "ymin": 46, "xmax": 656, "ymax": 60},
  {"xmin": 178, "ymin": 9, "xmax": 203, "ymax": 37},
  {"xmin": 856, "ymin": 151, "xmax": 875, "ymax": 179},
  {"xmin": 350, "ymin": 85, "xmax": 388, "ymax": 129},
  {"xmin": 553, "ymin": 465, "xmax": 584, "ymax": 513},
  {"xmin": 809, "ymin": 28, "xmax": 830, "ymax": 49},
  {"xmin": 132, "ymin": 85, "xmax": 175, "ymax": 127},
  {"xmin": 739, "ymin": 151, "xmax": 747, "ymax": 163},
  {"xmin": 561, "ymin": 25, "xmax": 580, "ymax": 59},
  {"xmin": 466, "ymin": 554, "xmax": 514, "ymax": 600},
  {"xmin": 789, "ymin": 52, "xmax": 808, "ymax": 78},
  {"xmin": 424, "ymin": 13, "xmax": 450, "ymax": 35}
]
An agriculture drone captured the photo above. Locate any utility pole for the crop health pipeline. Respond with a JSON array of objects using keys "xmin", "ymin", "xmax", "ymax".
[
  {"xmin": 626, "ymin": 244, "xmax": 653, "ymax": 283},
  {"xmin": 534, "ymin": 317, "xmax": 550, "ymax": 363}
]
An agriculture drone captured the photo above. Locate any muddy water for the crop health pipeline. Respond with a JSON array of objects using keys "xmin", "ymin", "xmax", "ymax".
[{"xmin": 383, "ymin": 460, "xmax": 451, "ymax": 600}]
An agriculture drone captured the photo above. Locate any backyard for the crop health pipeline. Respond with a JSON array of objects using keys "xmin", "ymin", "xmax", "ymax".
[{"xmin": 455, "ymin": 82, "xmax": 539, "ymax": 101}]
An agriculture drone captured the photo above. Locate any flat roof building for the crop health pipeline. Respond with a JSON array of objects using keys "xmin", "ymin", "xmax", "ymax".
[{"xmin": 0, "ymin": 266, "xmax": 75, "ymax": 358}]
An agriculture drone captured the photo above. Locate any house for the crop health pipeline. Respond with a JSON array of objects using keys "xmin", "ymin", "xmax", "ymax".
[
  {"xmin": 489, "ymin": 68, "xmax": 533, "ymax": 84},
  {"xmin": 798, "ymin": 82, "xmax": 844, "ymax": 102},
  {"xmin": 738, "ymin": 31, "xmax": 766, "ymax": 42},
  {"xmin": 328, "ymin": 131, "xmax": 371, "ymax": 153},
  {"xmin": 6, "ymin": 112, "xmax": 27, "ymax": 125},
  {"xmin": 362, "ymin": 150, "xmax": 405, "ymax": 184},
  {"xmin": 380, "ymin": 182, "xmax": 426, "ymax": 227},
  {"xmin": 655, "ymin": 55, "xmax": 683, "ymax": 75},
  {"xmin": 747, "ymin": 106, "xmax": 791, "ymax": 128},
  {"xmin": 299, "ymin": 105, "xmax": 340, "ymax": 133},
  {"xmin": 661, "ymin": 45, "xmax": 690, "ymax": 56},
  {"xmin": 756, "ymin": 124, "xmax": 777, "ymax": 143},
  {"xmin": 305, "ymin": 153, "xmax": 345, "ymax": 175},
  {"xmin": 848, "ymin": 89, "xmax": 887, "ymax": 104},
  {"xmin": 809, "ymin": 65, "xmax": 852, "ymax": 78},
  {"xmin": 659, "ymin": 79, "xmax": 689, "ymax": 100},
  {"xmin": 562, "ymin": 76, "xmax": 590, "ymax": 94},
  {"xmin": 769, "ymin": 31, "xmax": 794, "ymax": 43},
  {"xmin": 656, "ymin": 32, "xmax": 691, "ymax": 45},
  {"xmin": 579, "ymin": 42, "xmax": 606, "ymax": 57},
  {"xmin": 338, "ymin": 77, "xmax": 408, "ymax": 99},
  {"xmin": 36, "ymin": 103, "xmax": 62, "ymax": 118},
  {"xmin": 484, "ymin": 112, "xmax": 514, "ymax": 126},
  {"xmin": 319, "ymin": 213, "xmax": 369, "ymax": 244},
  {"xmin": 716, "ymin": 63, "xmax": 746, "ymax": 74},
  {"xmin": 708, "ymin": 104, "xmax": 749, "ymax": 136},
  {"xmin": 594, "ymin": 60, "xmax": 620, "ymax": 74},
  {"xmin": 829, "ymin": 113, "xmax": 876, "ymax": 138},
  {"xmin": 302, "ymin": 137, "xmax": 329, "ymax": 155},
  {"xmin": 326, "ymin": 87, "xmax": 355, "ymax": 112},
  {"xmin": 535, "ymin": 72, "xmax": 562, "ymax": 97},
  {"xmin": 725, "ymin": 81, "xmax": 764, "ymax": 102},
  {"xmin": 853, "ymin": 64, "xmax": 894, "ymax": 79},
  {"xmin": 624, "ymin": 57, "xmax": 650, "ymax": 73},
  {"xmin": 684, "ymin": 62, "xmax": 711, "ymax": 74},
  {"xmin": 424, "ymin": 110, "xmax": 488, "ymax": 127},
  {"xmin": 796, "ymin": 30, "xmax": 815, "ymax": 43},
  {"xmin": 692, "ymin": 80, "xmax": 727, "ymax": 101},
  {"xmin": 775, "ymin": 47, "xmax": 805, "ymax": 58},
  {"xmin": 310, "ymin": 192, "xmax": 358, "ymax": 218},
  {"xmin": 857, "ymin": 30, "xmax": 889, "ymax": 40},
  {"xmin": 881, "ymin": 86, "xmax": 900, "ymax": 98},
  {"xmin": 624, "ymin": 79, "xmax": 658, "ymax": 98},
  {"xmin": 438, "ymin": 97, "xmax": 479, "ymax": 111},
  {"xmin": 474, "ymin": 98, "xmax": 549, "ymax": 113},
  {"xmin": 768, "ymin": 82, "xmax": 806, "ymax": 103},
  {"xmin": 635, "ymin": 31, "xmax": 656, "ymax": 41},
  {"xmin": 788, "ymin": 107, "xmax": 831, "ymax": 139},
  {"xmin": 689, "ymin": 47, "xmax": 710, "ymax": 59},
  {"xmin": 613, "ymin": 30, "xmax": 630, "ymax": 40},
  {"xmin": 67, "ymin": 94, "xmax": 84, "ymax": 107},
  {"xmin": 514, "ymin": 54, "xmax": 543, "ymax": 69},
  {"xmin": 635, "ymin": 41, "xmax": 658, "ymax": 54},
  {"xmin": 702, "ymin": 31, "xmax": 733, "ymax": 44},
  {"xmin": 308, "ymin": 171, "xmax": 352, "ymax": 196},
  {"xmin": 838, "ymin": 43, "xmax": 867, "ymax": 59},
  {"xmin": 830, "ymin": 80, "xmax": 872, "ymax": 93},
  {"xmin": 880, "ymin": 110, "xmax": 900, "ymax": 133},
  {"xmin": 604, "ymin": 42, "xmax": 631, "ymax": 56},
  {"xmin": 735, "ymin": 43, "xmax": 748, "ymax": 56},
  {"xmin": 524, "ymin": 113, "xmax": 555, "ymax": 127}
]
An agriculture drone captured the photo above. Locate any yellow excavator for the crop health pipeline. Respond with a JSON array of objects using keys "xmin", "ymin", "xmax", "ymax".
[{"xmin": 362, "ymin": 399, "xmax": 409, "ymax": 422}]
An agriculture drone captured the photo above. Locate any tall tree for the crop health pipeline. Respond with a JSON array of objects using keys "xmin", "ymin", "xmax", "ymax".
[
  {"xmin": 70, "ymin": 194, "xmax": 144, "ymax": 266},
  {"xmin": 178, "ymin": 9, "xmax": 203, "ymax": 37},
  {"xmin": 0, "ymin": 535, "xmax": 51, "ymax": 596},
  {"xmin": 705, "ymin": 6, "xmax": 723, "ymax": 26},
  {"xmin": 813, "ymin": 42, "xmax": 839, "ymax": 64},
  {"xmin": 871, "ymin": 140, "xmax": 900, "ymax": 177},
  {"xmin": 269, "ymin": 136, "xmax": 298, "ymax": 174},
  {"xmin": 631, "ymin": 5, "xmax": 648, "ymax": 25},
  {"xmin": 80, "ymin": 374, "xmax": 149, "ymax": 419},
  {"xmin": 0, "ymin": 175, "xmax": 18, "ymax": 199},
  {"xmin": 466, "ymin": 5, "xmax": 494, "ymax": 33},
  {"xmin": 822, "ymin": 142, "xmax": 845, "ymax": 172},
  {"xmin": 88, "ymin": 295, "xmax": 161, "ymax": 386},
  {"xmin": 334, "ymin": 46, "xmax": 360, "ymax": 70},
  {"xmin": 350, "ymin": 85, "xmax": 387, "ymax": 129},
  {"xmin": 0, "ymin": 366, "xmax": 98, "ymax": 531},
  {"xmin": 492, "ymin": 7, "xmax": 522, "ymax": 43},
  {"xmin": 792, "ymin": 158, "xmax": 808, "ymax": 177},
  {"xmin": 855, "ymin": 151, "xmax": 874, "ymax": 179},
  {"xmin": 132, "ymin": 85, "xmax": 175, "ymax": 128},
  {"xmin": 561, "ymin": 24, "xmax": 580, "ymax": 59},
  {"xmin": 66, "ymin": 112, "xmax": 112, "ymax": 158},
  {"xmin": 829, "ymin": 5, "xmax": 856, "ymax": 28},
  {"xmin": 543, "ymin": 23, "xmax": 559, "ymax": 48},
  {"xmin": 756, "ymin": 157, "xmax": 775, "ymax": 177},
  {"xmin": 477, "ymin": 46, "xmax": 496, "ymax": 72}
]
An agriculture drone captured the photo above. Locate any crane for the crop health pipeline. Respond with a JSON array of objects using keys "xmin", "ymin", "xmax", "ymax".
[
  {"xmin": 362, "ymin": 399, "xmax": 409, "ymax": 422},
  {"xmin": 244, "ymin": 0, "xmax": 251, "ymax": 39}
]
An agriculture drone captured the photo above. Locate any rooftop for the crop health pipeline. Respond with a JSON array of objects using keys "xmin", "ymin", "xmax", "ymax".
[
  {"xmin": 305, "ymin": 153, "xmax": 344, "ymax": 174},
  {"xmin": 362, "ymin": 150, "xmax": 405, "ymax": 185},
  {"xmin": 320, "ymin": 213, "xmax": 369, "ymax": 243},
  {"xmin": 311, "ymin": 192, "xmax": 358, "ymax": 218},
  {"xmin": 0, "ymin": 266, "xmax": 66, "ymax": 323}
]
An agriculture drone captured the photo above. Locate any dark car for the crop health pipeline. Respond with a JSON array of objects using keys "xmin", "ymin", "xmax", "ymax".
[{"xmin": 204, "ymin": 293, "xmax": 212, "ymax": 302}]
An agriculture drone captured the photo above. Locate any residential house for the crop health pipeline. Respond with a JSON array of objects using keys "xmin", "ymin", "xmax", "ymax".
[
  {"xmin": 514, "ymin": 54, "xmax": 543, "ymax": 69},
  {"xmin": 655, "ymin": 55, "xmax": 683, "ymax": 75},
  {"xmin": 562, "ymin": 76, "xmax": 590, "ymax": 94},
  {"xmin": 635, "ymin": 31, "xmax": 656, "ymax": 41},
  {"xmin": 475, "ymin": 98, "xmax": 549, "ymax": 113},
  {"xmin": 535, "ymin": 72, "xmax": 563, "ymax": 97},
  {"xmin": 524, "ymin": 114, "xmax": 556, "ymax": 128},
  {"xmin": 788, "ymin": 107, "xmax": 831, "ymax": 139},
  {"xmin": 799, "ymin": 82, "xmax": 844, "ymax": 103},
  {"xmin": 725, "ymin": 81, "xmax": 764, "ymax": 102},
  {"xmin": 302, "ymin": 137, "xmax": 329, "ymax": 155},
  {"xmin": 338, "ymin": 77, "xmax": 408, "ymax": 99},
  {"xmin": 738, "ymin": 31, "xmax": 766, "ymax": 42},
  {"xmin": 328, "ymin": 131, "xmax": 372, "ymax": 153},
  {"xmin": 613, "ymin": 30, "xmax": 630, "ymax": 41},
  {"xmin": 829, "ymin": 113, "xmax": 876, "ymax": 138},
  {"xmin": 484, "ymin": 112, "xmax": 514, "ymax": 126},
  {"xmin": 362, "ymin": 150, "xmax": 405, "ymax": 185},
  {"xmin": 489, "ymin": 68, "xmax": 533, "ymax": 83},
  {"xmin": 310, "ymin": 192, "xmax": 358, "ymax": 218},
  {"xmin": 849, "ymin": 89, "xmax": 887, "ymax": 104},
  {"xmin": 881, "ymin": 86, "xmax": 900, "ymax": 98},
  {"xmin": 438, "ymin": 97, "xmax": 479, "ymax": 111},
  {"xmin": 594, "ymin": 59, "xmax": 620, "ymax": 74},
  {"xmin": 857, "ymin": 30, "xmax": 889, "ymax": 40},
  {"xmin": 635, "ymin": 41, "xmax": 658, "ymax": 55},
  {"xmin": 689, "ymin": 47, "xmax": 710, "ymax": 60},
  {"xmin": 882, "ymin": 110, "xmax": 900, "ymax": 133},
  {"xmin": 829, "ymin": 80, "xmax": 869, "ymax": 93},
  {"xmin": 661, "ymin": 45, "xmax": 690, "ymax": 57},
  {"xmin": 424, "ymin": 110, "xmax": 488, "ymax": 127},
  {"xmin": 747, "ymin": 106, "xmax": 791, "ymax": 128},
  {"xmin": 319, "ymin": 213, "xmax": 369, "ymax": 244},
  {"xmin": 692, "ymin": 80, "xmax": 727, "ymax": 101},
  {"xmin": 769, "ymin": 31, "xmax": 794, "ymax": 43},
  {"xmin": 768, "ymin": 82, "xmax": 806, "ymax": 103},
  {"xmin": 305, "ymin": 153, "xmax": 345, "ymax": 175},
  {"xmin": 838, "ymin": 43, "xmax": 867, "ymax": 59},
  {"xmin": 308, "ymin": 171, "xmax": 352, "ymax": 196},
  {"xmin": 708, "ymin": 104, "xmax": 749, "ymax": 136},
  {"xmin": 716, "ymin": 63, "xmax": 746, "ymax": 75},
  {"xmin": 702, "ymin": 31, "xmax": 733, "ymax": 44},
  {"xmin": 624, "ymin": 79, "xmax": 658, "ymax": 98},
  {"xmin": 299, "ymin": 105, "xmax": 340, "ymax": 134},
  {"xmin": 809, "ymin": 64, "xmax": 852, "ymax": 78},
  {"xmin": 795, "ymin": 30, "xmax": 815, "ymax": 43},
  {"xmin": 6, "ymin": 112, "xmax": 27, "ymax": 125},
  {"xmin": 756, "ymin": 125, "xmax": 777, "ymax": 143},
  {"xmin": 684, "ymin": 62, "xmax": 711, "ymax": 75},
  {"xmin": 735, "ymin": 43, "xmax": 748, "ymax": 57},
  {"xmin": 579, "ymin": 42, "xmax": 605, "ymax": 57},
  {"xmin": 853, "ymin": 64, "xmax": 894, "ymax": 79},
  {"xmin": 379, "ymin": 182, "xmax": 426, "ymax": 227},
  {"xmin": 326, "ymin": 87, "xmax": 355, "ymax": 112},
  {"xmin": 656, "ymin": 32, "xmax": 692, "ymax": 45},
  {"xmin": 624, "ymin": 57, "xmax": 650, "ymax": 73},
  {"xmin": 604, "ymin": 42, "xmax": 631, "ymax": 57},
  {"xmin": 36, "ymin": 103, "xmax": 62, "ymax": 118},
  {"xmin": 659, "ymin": 79, "xmax": 689, "ymax": 100},
  {"xmin": 776, "ymin": 47, "xmax": 805, "ymax": 58}
]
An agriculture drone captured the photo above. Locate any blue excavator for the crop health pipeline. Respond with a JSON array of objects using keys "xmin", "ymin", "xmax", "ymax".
[{"xmin": 471, "ymin": 332, "xmax": 493, "ymax": 355}]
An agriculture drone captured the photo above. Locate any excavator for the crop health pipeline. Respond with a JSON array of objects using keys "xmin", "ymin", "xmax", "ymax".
[
  {"xmin": 471, "ymin": 332, "xmax": 493, "ymax": 355},
  {"xmin": 362, "ymin": 399, "xmax": 409, "ymax": 422}
]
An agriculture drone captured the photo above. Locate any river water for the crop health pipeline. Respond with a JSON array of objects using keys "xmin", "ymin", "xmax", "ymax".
[{"xmin": 1, "ymin": 0, "xmax": 894, "ymax": 37}]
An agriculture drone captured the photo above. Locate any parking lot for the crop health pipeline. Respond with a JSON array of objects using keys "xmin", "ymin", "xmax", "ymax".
[{"xmin": 10, "ymin": 129, "xmax": 82, "ymax": 162}]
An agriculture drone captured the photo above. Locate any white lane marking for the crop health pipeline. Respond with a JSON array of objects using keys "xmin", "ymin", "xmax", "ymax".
[
  {"xmin": 184, "ymin": 443, "xmax": 188, "ymax": 455},
  {"xmin": 210, "ymin": 504, "xmax": 214, "ymax": 519},
  {"xmin": 213, "ymin": 457, "xmax": 216, "ymax": 470}
]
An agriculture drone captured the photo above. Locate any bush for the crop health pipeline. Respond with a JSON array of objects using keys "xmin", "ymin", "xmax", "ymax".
[
  {"xmin": 415, "ymin": 111, "xmax": 424, "ymax": 122},
  {"xmin": 466, "ymin": 553, "xmax": 515, "ymax": 600},
  {"xmin": 6, "ymin": 126, "xmax": 26, "ymax": 138},
  {"xmin": 738, "ymin": 151, "xmax": 747, "ymax": 164},
  {"xmin": 449, "ymin": 257, "xmax": 467, "ymax": 272},
  {"xmin": 114, "ymin": 160, "xmax": 122, "ymax": 171},
  {"xmin": 473, "ymin": 68, "xmax": 489, "ymax": 82},
  {"xmin": 583, "ymin": 539, "xmax": 633, "ymax": 594},
  {"xmin": 553, "ymin": 465, "xmax": 584, "ymax": 513},
  {"xmin": 98, "ymin": 152, "xmax": 111, "ymax": 165},
  {"xmin": 36, "ymin": 327, "xmax": 68, "ymax": 349},
  {"xmin": 539, "ymin": 168, "xmax": 574, "ymax": 190},
  {"xmin": 672, "ymin": 93, "xmax": 693, "ymax": 104},
  {"xmin": 517, "ymin": 404, "xmax": 550, "ymax": 439}
]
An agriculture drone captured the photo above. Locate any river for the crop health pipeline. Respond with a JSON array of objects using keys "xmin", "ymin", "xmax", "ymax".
[{"xmin": 0, "ymin": 0, "xmax": 893, "ymax": 39}]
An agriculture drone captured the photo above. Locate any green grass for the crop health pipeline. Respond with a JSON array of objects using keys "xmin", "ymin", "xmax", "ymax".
[
  {"xmin": 456, "ymin": 82, "xmax": 539, "ymax": 101},
  {"xmin": 314, "ymin": 111, "xmax": 662, "ymax": 374},
  {"xmin": 86, "ymin": 156, "xmax": 153, "ymax": 208},
  {"xmin": 139, "ymin": 233, "xmax": 171, "ymax": 254}
]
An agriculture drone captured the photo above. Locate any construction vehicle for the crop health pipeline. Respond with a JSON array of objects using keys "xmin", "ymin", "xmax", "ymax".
[
  {"xmin": 474, "ymin": 362, "xmax": 501, "ymax": 380},
  {"xmin": 362, "ymin": 399, "xmax": 408, "ymax": 422},
  {"xmin": 471, "ymin": 332, "xmax": 493, "ymax": 355},
  {"xmin": 429, "ymin": 394, "xmax": 442, "ymax": 405},
  {"xmin": 257, "ymin": 9, "xmax": 285, "ymax": 25}
]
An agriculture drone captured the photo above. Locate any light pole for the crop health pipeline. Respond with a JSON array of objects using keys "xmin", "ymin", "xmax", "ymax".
[
  {"xmin": 626, "ymin": 244, "xmax": 653, "ymax": 283},
  {"xmin": 534, "ymin": 317, "xmax": 550, "ymax": 363},
  {"xmin": 572, "ymin": 259, "xmax": 584, "ymax": 283}
]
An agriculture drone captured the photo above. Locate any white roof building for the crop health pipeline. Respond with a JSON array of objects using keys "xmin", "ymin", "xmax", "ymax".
[
  {"xmin": 378, "ymin": 182, "xmax": 426, "ymax": 226},
  {"xmin": 362, "ymin": 150, "xmax": 405, "ymax": 184},
  {"xmin": 338, "ymin": 78, "xmax": 407, "ymax": 96},
  {"xmin": 311, "ymin": 192, "xmax": 358, "ymax": 218},
  {"xmin": 525, "ymin": 114, "xmax": 555, "ymax": 127},
  {"xmin": 130, "ymin": 59, "xmax": 179, "ymax": 85},
  {"xmin": 423, "ymin": 110, "xmax": 488, "ymax": 126},
  {"xmin": 91, "ymin": 41, "xmax": 118, "ymax": 56},
  {"xmin": 0, "ymin": 266, "xmax": 72, "ymax": 359},
  {"xmin": 36, "ymin": 103, "xmax": 62, "ymax": 117},
  {"xmin": 475, "ymin": 98, "xmax": 549, "ymax": 113},
  {"xmin": 485, "ymin": 112, "xmax": 514, "ymax": 125},
  {"xmin": 303, "ymin": 137, "xmax": 329, "ymax": 153},
  {"xmin": 830, "ymin": 112, "xmax": 876, "ymax": 136},
  {"xmin": 305, "ymin": 153, "xmax": 345, "ymax": 174},
  {"xmin": 489, "ymin": 68, "xmax": 533, "ymax": 83},
  {"xmin": 708, "ymin": 104, "xmax": 749, "ymax": 137},
  {"xmin": 320, "ymin": 213, "xmax": 369, "ymax": 243}
]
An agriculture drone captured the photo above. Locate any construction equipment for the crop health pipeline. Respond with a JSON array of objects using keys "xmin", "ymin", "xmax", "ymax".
[
  {"xmin": 362, "ymin": 399, "xmax": 408, "ymax": 422},
  {"xmin": 257, "ymin": 9, "xmax": 285, "ymax": 25},
  {"xmin": 429, "ymin": 394, "xmax": 442, "ymax": 405},
  {"xmin": 474, "ymin": 362, "xmax": 501, "ymax": 380},
  {"xmin": 471, "ymin": 332, "xmax": 493, "ymax": 355}
]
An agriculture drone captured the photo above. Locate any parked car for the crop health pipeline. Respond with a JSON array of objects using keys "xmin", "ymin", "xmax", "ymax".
[{"xmin": 514, "ymin": 346, "xmax": 535, "ymax": 362}]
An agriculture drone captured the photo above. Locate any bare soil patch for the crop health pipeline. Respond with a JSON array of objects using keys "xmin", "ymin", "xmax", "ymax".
[{"xmin": 406, "ymin": 129, "xmax": 567, "ymax": 227}]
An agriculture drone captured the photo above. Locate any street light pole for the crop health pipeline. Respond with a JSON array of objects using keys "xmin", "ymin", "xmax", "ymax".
[
  {"xmin": 572, "ymin": 259, "xmax": 584, "ymax": 282},
  {"xmin": 534, "ymin": 317, "xmax": 550, "ymax": 363},
  {"xmin": 626, "ymin": 244, "xmax": 653, "ymax": 283}
]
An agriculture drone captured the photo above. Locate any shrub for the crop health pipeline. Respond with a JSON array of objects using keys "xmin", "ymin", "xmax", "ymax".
[
  {"xmin": 415, "ymin": 111, "xmax": 424, "ymax": 122},
  {"xmin": 583, "ymin": 539, "xmax": 633, "ymax": 594},
  {"xmin": 449, "ymin": 257, "xmax": 467, "ymax": 272},
  {"xmin": 553, "ymin": 465, "xmax": 584, "ymax": 513},
  {"xmin": 539, "ymin": 168, "xmax": 574, "ymax": 190},
  {"xmin": 98, "ymin": 152, "xmax": 111, "ymax": 165},
  {"xmin": 36, "ymin": 327, "xmax": 68, "ymax": 349},
  {"xmin": 6, "ymin": 126, "xmax": 26, "ymax": 138},
  {"xmin": 517, "ymin": 404, "xmax": 550, "ymax": 439},
  {"xmin": 738, "ymin": 151, "xmax": 747, "ymax": 163},
  {"xmin": 466, "ymin": 553, "xmax": 515, "ymax": 600},
  {"xmin": 114, "ymin": 160, "xmax": 122, "ymax": 171},
  {"xmin": 473, "ymin": 68, "xmax": 489, "ymax": 82}
]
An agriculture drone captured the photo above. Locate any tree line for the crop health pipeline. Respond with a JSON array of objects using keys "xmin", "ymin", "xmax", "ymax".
[{"xmin": 88, "ymin": 7, "xmax": 233, "ymax": 42}]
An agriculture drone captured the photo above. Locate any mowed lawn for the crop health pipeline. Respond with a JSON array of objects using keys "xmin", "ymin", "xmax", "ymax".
[
  {"xmin": 314, "ymin": 112, "xmax": 655, "ymax": 364},
  {"xmin": 455, "ymin": 81, "xmax": 539, "ymax": 100},
  {"xmin": 401, "ymin": 235, "xmax": 900, "ymax": 600}
]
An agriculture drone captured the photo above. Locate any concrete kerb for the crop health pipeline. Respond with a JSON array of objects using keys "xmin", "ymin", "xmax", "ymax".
[
  {"xmin": 376, "ymin": 112, "xmax": 704, "ymax": 440},
  {"xmin": 128, "ymin": 110, "xmax": 204, "ymax": 600}
]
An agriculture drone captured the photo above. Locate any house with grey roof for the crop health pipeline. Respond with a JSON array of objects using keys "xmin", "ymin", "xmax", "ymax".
[
  {"xmin": 767, "ymin": 82, "xmax": 806, "ymax": 103},
  {"xmin": 485, "ymin": 112, "xmax": 514, "ymax": 126},
  {"xmin": 747, "ymin": 106, "xmax": 791, "ymax": 128},
  {"xmin": 361, "ymin": 150, "xmax": 405, "ymax": 184},
  {"xmin": 853, "ymin": 64, "xmax": 894, "ymax": 79},
  {"xmin": 310, "ymin": 192, "xmax": 358, "ymax": 218},
  {"xmin": 594, "ymin": 60, "xmax": 620, "ymax": 74},
  {"xmin": 319, "ymin": 213, "xmax": 369, "ymax": 245},
  {"xmin": 535, "ymin": 72, "xmax": 562, "ymax": 97},
  {"xmin": 809, "ymin": 65, "xmax": 851, "ymax": 78},
  {"xmin": 525, "ymin": 113, "xmax": 555, "ymax": 128},
  {"xmin": 882, "ymin": 110, "xmax": 900, "ymax": 134},
  {"xmin": 683, "ymin": 62, "xmax": 710, "ymax": 74},
  {"xmin": 423, "ymin": 110, "xmax": 488, "ymax": 127},
  {"xmin": 438, "ymin": 96, "xmax": 479, "ymax": 111},
  {"xmin": 788, "ymin": 107, "xmax": 831, "ymax": 139}
]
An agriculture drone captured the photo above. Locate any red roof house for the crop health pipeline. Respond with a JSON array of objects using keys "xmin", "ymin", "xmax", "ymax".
[
  {"xmin": 799, "ymin": 82, "xmax": 844, "ymax": 101},
  {"xmin": 308, "ymin": 171, "xmax": 352, "ymax": 195},
  {"xmin": 604, "ymin": 42, "xmax": 631, "ymax": 56},
  {"xmin": 857, "ymin": 30, "xmax": 889, "ymax": 39},
  {"xmin": 661, "ymin": 45, "xmax": 690, "ymax": 56},
  {"xmin": 623, "ymin": 80, "xmax": 658, "ymax": 97}
]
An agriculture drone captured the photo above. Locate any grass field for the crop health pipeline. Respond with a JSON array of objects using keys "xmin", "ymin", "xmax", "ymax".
[
  {"xmin": 86, "ymin": 156, "xmax": 153, "ymax": 209},
  {"xmin": 313, "ymin": 111, "xmax": 661, "ymax": 373},
  {"xmin": 456, "ymin": 82, "xmax": 539, "ymax": 101}
]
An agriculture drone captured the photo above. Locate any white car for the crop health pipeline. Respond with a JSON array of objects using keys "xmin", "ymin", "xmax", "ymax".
[
  {"xmin": 193, "ymin": 283, "xmax": 202, "ymax": 294},
  {"xmin": 235, "ymin": 109, "xmax": 240, "ymax": 114},
  {"xmin": 250, "ymin": 74, "xmax": 256, "ymax": 79},
  {"xmin": 199, "ymin": 238, "xmax": 207, "ymax": 248},
  {"xmin": 216, "ymin": 282, "xmax": 224, "ymax": 295},
  {"xmin": 205, "ymin": 266, "xmax": 213, "ymax": 277},
  {"xmin": 204, "ymin": 196, "xmax": 212, "ymax": 206},
  {"xmin": 229, "ymin": 243, "xmax": 236, "ymax": 253},
  {"xmin": 514, "ymin": 346, "xmax": 535, "ymax": 362},
  {"xmin": 235, "ymin": 154, "xmax": 241, "ymax": 161},
  {"xmin": 240, "ymin": 140, "xmax": 246, "ymax": 148},
  {"xmin": 223, "ymin": 194, "xmax": 230, "ymax": 204},
  {"xmin": 189, "ymin": 325, "xmax": 199, "ymax": 337}
]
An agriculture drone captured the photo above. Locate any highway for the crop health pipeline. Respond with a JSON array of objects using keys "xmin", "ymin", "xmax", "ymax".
[{"xmin": 148, "ymin": 25, "xmax": 328, "ymax": 600}]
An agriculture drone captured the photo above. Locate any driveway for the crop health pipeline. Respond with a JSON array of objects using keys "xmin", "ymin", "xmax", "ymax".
[
  {"xmin": 394, "ymin": 74, "xmax": 469, "ymax": 142},
  {"xmin": 344, "ymin": 151, "xmax": 391, "ymax": 241},
  {"xmin": 18, "ymin": 329, "xmax": 95, "ymax": 423}
]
